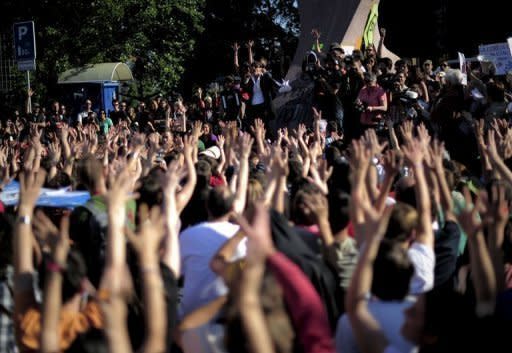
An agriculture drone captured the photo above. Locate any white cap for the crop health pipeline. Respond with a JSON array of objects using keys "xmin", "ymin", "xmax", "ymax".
[{"xmin": 200, "ymin": 146, "xmax": 221, "ymax": 160}]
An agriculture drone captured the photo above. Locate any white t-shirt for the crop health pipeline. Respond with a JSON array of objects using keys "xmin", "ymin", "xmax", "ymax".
[
  {"xmin": 407, "ymin": 242, "xmax": 435, "ymax": 295},
  {"xmin": 336, "ymin": 298, "xmax": 418, "ymax": 353},
  {"xmin": 179, "ymin": 221, "xmax": 245, "ymax": 318},
  {"xmin": 251, "ymin": 76, "xmax": 265, "ymax": 105}
]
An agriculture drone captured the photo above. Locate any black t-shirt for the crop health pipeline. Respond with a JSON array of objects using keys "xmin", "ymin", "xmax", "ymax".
[
  {"xmin": 220, "ymin": 89, "xmax": 241, "ymax": 121},
  {"xmin": 109, "ymin": 110, "xmax": 127, "ymax": 125},
  {"xmin": 434, "ymin": 220, "xmax": 461, "ymax": 290}
]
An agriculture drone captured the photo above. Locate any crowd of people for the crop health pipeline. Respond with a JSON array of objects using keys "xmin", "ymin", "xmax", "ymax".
[{"xmin": 1, "ymin": 28, "xmax": 512, "ymax": 353}]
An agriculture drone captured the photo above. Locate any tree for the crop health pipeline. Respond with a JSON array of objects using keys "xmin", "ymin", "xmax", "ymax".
[
  {"xmin": 184, "ymin": 0, "xmax": 299, "ymax": 91},
  {"xmin": 0, "ymin": 0, "xmax": 205, "ymax": 109}
]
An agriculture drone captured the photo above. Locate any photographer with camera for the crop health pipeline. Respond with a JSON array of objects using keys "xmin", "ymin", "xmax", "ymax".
[
  {"xmin": 312, "ymin": 54, "xmax": 345, "ymax": 132},
  {"xmin": 355, "ymin": 72, "xmax": 387, "ymax": 135}
]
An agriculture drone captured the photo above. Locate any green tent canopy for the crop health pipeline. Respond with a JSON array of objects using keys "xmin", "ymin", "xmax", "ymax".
[{"xmin": 58, "ymin": 62, "xmax": 133, "ymax": 84}]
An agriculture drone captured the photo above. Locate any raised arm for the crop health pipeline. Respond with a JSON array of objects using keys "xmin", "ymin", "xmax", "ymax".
[
  {"xmin": 232, "ymin": 133, "xmax": 254, "ymax": 214},
  {"xmin": 402, "ymin": 140, "xmax": 433, "ymax": 248},
  {"xmin": 247, "ymin": 40, "xmax": 254, "ymax": 65},
  {"xmin": 162, "ymin": 161, "xmax": 183, "ymax": 277},
  {"xmin": 457, "ymin": 188, "xmax": 497, "ymax": 314},
  {"xmin": 346, "ymin": 191, "xmax": 393, "ymax": 353},
  {"xmin": 482, "ymin": 185, "xmax": 507, "ymax": 294},
  {"xmin": 126, "ymin": 206, "xmax": 167, "ymax": 353},
  {"xmin": 35, "ymin": 212, "xmax": 70, "ymax": 353},
  {"xmin": 430, "ymin": 140, "xmax": 455, "ymax": 222},
  {"xmin": 176, "ymin": 135, "xmax": 197, "ymax": 214},
  {"xmin": 312, "ymin": 29, "xmax": 323, "ymax": 53},
  {"xmin": 14, "ymin": 171, "xmax": 46, "ymax": 317},
  {"xmin": 271, "ymin": 147, "xmax": 288, "ymax": 214},
  {"xmin": 251, "ymin": 119, "xmax": 268, "ymax": 159},
  {"xmin": 105, "ymin": 170, "xmax": 134, "ymax": 269},
  {"xmin": 376, "ymin": 28, "xmax": 386, "ymax": 59},
  {"xmin": 375, "ymin": 149, "xmax": 402, "ymax": 213},
  {"xmin": 485, "ymin": 130, "xmax": 512, "ymax": 185},
  {"xmin": 99, "ymin": 170, "xmax": 134, "ymax": 353},
  {"xmin": 302, "ymin": 193, "xmax": 334, "ymax": 246},
  {"xmin": 237, "ymin": 202, "xmax": 336, "ymax": 353},
  {"xmin": 233, "ymin": 42, "xmax": 240, "ymax": 72}
]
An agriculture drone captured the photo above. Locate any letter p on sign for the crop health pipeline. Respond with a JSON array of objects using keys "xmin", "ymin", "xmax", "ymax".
[{"xmin": 18, "ymin": 26, "xmax": 28, "ymax": 40}]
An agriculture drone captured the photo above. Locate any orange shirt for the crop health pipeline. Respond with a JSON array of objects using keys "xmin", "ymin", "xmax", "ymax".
[{"xmin": 16, "ymin": 300, "xmax": 103, "ymax": 353}]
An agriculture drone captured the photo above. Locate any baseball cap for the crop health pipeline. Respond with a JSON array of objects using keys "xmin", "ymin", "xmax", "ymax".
[
  {"xmin": 200, "ymin": 146, "xmax": 221, "ymax": 160},
  {"xmin": 329, "ymin": 42, "xmax": 344, "ymax": 53}
]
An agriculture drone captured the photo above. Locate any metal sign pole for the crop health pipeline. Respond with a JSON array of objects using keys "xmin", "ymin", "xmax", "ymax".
[{"xmin": 27, "ymin": 70, "xmax": 31, "ymax": 113}]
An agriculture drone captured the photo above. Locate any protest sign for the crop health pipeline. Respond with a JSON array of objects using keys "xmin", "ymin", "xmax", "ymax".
[{"xmin": 478, "ymin": 42, "xmax": 512, "ymax": 75}]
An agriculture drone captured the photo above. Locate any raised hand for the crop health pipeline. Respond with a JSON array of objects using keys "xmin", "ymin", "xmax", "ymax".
[
  {"xmin": 302, "ymin": 193, "xmax": 329, "ymax": 224},
  {"xmin": 401, "ymin": 139, "xmax": 425, "ymax": 167},
  {"xmin": 235, "ymin": 203, "xmax": 274, "ymax": 265},
  {"xmin": 48, "ymin": 141, "xmax": 62, "ymax": 165},
  {"xmin": 106, "ymin": 168, "xmax": 137, "ymax": 213},
  {"xmin": 312, "ymin": 107, "xmax": 322, "ymax": 122},
  {"xmin": 238, "ymin": 133, "xmax": 254, "ymax": 159},
  {"xmin": 457, "ymin": 187, "xmax": 485, "ymax": 237},
  {"xmin": 416, "ymin": 123, "xmax": 431, "ymax": 150},
  {"xmin": 349, "ymin": 139, "xmax": 372, "ymax": 177},
  {"xmin": 192, "ymin": 121, "xmax": 203, "ymax": 139},
  {"xmin": 251, "ymin": 119, "xmax": 266, "ymax": 140},
  {"xmin": 382, "ymin": 149, "xmax": 403, "ymax": 177},
  {"xmin": 232, "ymin": 42, "xmax": 240, "ymax": 52},
  {"xmin": 362, "ymin": 129, "xmax": 388, "ymax": 156},
  {"xmin": 399, "ymin": 120, "xmax": 414, "ymax": 145},
  {"xmin": 33, "ymin": 211, "xmax": 70, "ymax": 266},
  {"xmin": 429, "ymin": 139, "xmax": 445, "ymax": 171},
  {"xmin": 126, "ymin": 204, "xmax": 166, "ymax": 262},
  {"xmin": 148, "ymin": 133, "xmax": 160, "ymax": 150},
  {"xmin": 308, "ymin": 159, "xmax": 332, "ymax": 195},
  {"xmin": 18, "ymin": 170, "xmax": 46, "ymax": 212}
]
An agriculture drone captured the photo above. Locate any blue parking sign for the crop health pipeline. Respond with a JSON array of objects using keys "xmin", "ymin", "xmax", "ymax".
[{"xmin": 13, "ymin": 21, "xmax": 36, "ymax": 71}]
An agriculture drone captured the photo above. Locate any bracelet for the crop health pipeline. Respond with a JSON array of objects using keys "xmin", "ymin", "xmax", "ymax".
[
  {"xmin": 18, "ymin": 215, "xmax": 31, "ymax": 225},
  {"xmin": 46, "ymin": 260, "xmax": 65, "ymax": 273}
]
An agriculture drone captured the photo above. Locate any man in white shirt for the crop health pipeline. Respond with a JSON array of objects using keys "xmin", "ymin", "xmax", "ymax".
[
  {"xmin": 242, "ymin": 61, "xmax": 277, "ymax": 127},
  {"xmin": 179, "ymin": 186, "xmax": 246, "ymax": 318},
  {"xmin": 76, "ymin": 99, "xmax": 97, "ymax": 126}
]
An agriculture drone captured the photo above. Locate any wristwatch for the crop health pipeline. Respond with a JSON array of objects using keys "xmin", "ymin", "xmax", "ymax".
[{"xmin": 18, "ymin": 215, "xmax": 31, "ymax": 225}]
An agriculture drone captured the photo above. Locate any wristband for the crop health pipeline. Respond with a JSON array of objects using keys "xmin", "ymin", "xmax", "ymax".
[
  {"xmin": 18, "ymin": 215, "xmax": 31, "ymax": 225},
  {"xmin": 46, "ymin": 260, "xmax": 65, "ymax": 273}
]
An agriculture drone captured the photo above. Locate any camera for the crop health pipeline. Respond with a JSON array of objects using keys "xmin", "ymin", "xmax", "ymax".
[
  {"xmin": 354, "ymin": 100, "xmax": 368, "ymax": 113},
  {"xmin": 303, "ymin": 51, "xmax": 321, "ymax": 79}
]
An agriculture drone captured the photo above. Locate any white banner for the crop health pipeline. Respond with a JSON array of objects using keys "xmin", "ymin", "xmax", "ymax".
[{"xmin": 478, "ymin": 42, "xmax": 512, "ymax": 75}]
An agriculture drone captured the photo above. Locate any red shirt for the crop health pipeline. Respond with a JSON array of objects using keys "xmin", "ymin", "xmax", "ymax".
[
  {"xmin": 357, "ymin": 85, "xmax": 387, "ymax": 125},
  {"xmin": 268, "ymin": 252, "xmax": 336, "ymax": 353}
]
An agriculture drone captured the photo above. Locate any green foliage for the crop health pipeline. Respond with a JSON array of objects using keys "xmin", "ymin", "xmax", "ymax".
[
  {"xmin": 0, "ymin": 0, "xmax": 300, "ymax": 111},
  {"xmin": 0, "ymin": 0, "xmax": 205, "ymax": 106},
  {"xmin": 185, "ymin": 0, "xmax": 299, "ymax": 87}
]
